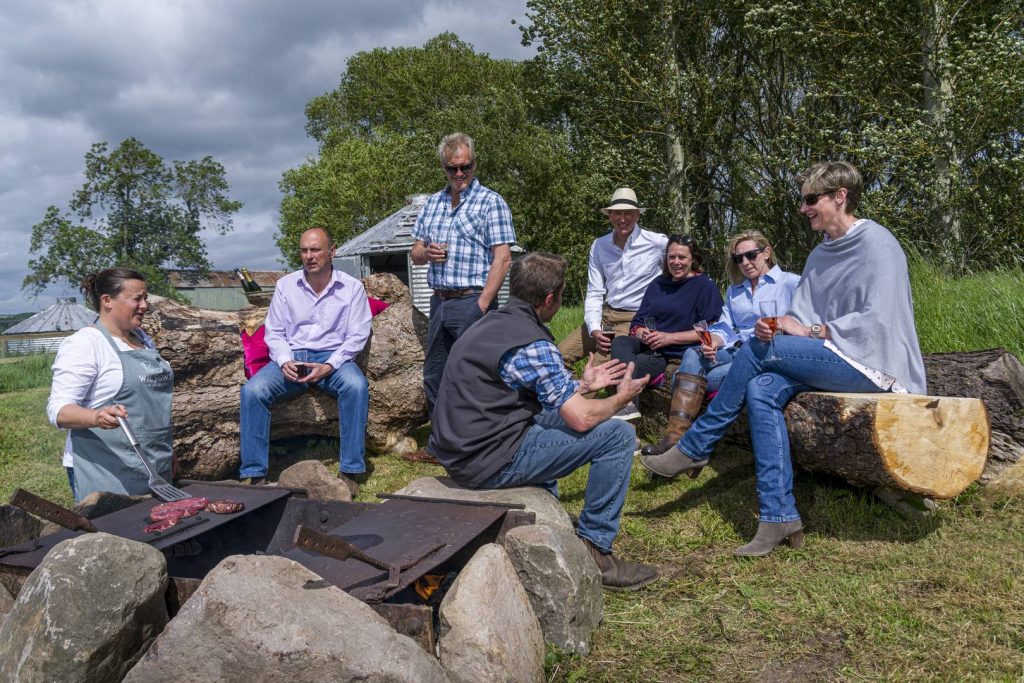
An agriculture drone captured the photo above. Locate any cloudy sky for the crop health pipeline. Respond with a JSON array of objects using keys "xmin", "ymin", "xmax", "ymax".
[{"xmin": 0, "ymin": 0, "xmax": 533, "ymax": 314}]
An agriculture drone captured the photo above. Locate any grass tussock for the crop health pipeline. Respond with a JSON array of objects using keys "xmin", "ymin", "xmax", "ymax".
[
  {"xmin": 1, "ymin": 265, "xmax": 1023, "ymax": 678},
  {"xmin": 0, "ymin": 352, "xmax": 55, "ymax": 394}
]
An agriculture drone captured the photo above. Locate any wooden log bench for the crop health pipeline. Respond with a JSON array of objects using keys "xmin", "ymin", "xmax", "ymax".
[{"xmin": 637, "ymin": 349, "xmax": 1024, "ymax": 499}]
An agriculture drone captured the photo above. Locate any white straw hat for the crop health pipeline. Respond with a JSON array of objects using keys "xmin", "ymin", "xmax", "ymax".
[{"xmin": 600, "ymin": 187, "xmax": 646, "ymax": 215}]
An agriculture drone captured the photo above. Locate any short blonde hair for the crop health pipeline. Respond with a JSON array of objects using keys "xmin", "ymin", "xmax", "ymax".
[
  {"xmin": 724, "ymin": 230, "xmax": 779, "ymax": 285},
  {"xmin": 796, "ymin": 161, "xmax": 863, "ymax": 213},
  {"xmin": 438, "ymin": 132, "xmax": 475, "ymax": 164}
]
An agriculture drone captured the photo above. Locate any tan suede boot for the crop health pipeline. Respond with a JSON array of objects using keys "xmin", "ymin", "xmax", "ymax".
[{"xmin": 640, "ymin": 373, "xmax": 706, "ymax": 457}]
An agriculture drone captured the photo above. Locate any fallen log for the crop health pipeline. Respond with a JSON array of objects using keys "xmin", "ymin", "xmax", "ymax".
[
  {"xmin": 637, "ymin": 350, "xmax": 1019, "ymax": 498},
  {"xmin": 144, "ymin": 273, "xmax": 428, "ymax": 481}
]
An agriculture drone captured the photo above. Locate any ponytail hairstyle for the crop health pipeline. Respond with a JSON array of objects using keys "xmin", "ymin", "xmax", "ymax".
[{"xmin": 80, "ymin": 267, "xmax": 147, "ymax": 311}]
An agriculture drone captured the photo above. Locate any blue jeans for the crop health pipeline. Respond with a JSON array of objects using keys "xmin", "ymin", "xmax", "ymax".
[
  {"xmin": 481, "ymin": 412, "xmax": 636, "ymax": 553},
  {"xmin": 678, "ymin": 337, "xmax": 883, "ymax": 523},
  {"xmin": 424, "ymin": 294, "xmax": 488, "ymax": 417},
  {"xmin": 677, "ymin": 345, "xmax": 740, "ymax": 392},
  {"xmin": 239, "ymin": 350, "xmax": 369, "ymax": 477}
]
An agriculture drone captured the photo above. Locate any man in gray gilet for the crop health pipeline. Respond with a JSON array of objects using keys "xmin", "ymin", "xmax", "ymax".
[{"xmin": 428, "ymin": 252, "xmax": 658, "ymax": 591}]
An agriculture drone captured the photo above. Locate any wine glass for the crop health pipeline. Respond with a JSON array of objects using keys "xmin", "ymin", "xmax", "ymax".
[
  {"xmin": 759, "ymin": 301, "xmax": 778, "ymax": 361},
  {"xmin": 693, "ymin": 320, "xmax": 719, "ymax": 368},
  {"xmin": 643, "ymin": 316, "xmax": 661, "ymax": 357}
]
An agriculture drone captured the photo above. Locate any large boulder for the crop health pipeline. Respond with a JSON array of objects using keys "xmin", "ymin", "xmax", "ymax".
[
  {"xmin": 277, "ymin": 459, "xmax": 352, "ymax": 501},
  {"xmin": 503, "ymin": 524, "xmax": 603, "ymax": 654},
  {"xmin": 124, "ymin": 554, "xmax": 447, "ymax": 683},
  {"xmin": 145, "ymin": 272, "xmax": 429, "ymax": 480},
  {"xmin": 0, "ymin": 504, "xmax": 43, "ymax": 547},
  {"xmin": 393, "ymin": 476, "xmax": 574, "ymax": 533},
  {"xmin": 0, "ymin": 533, "xmax": 169, "ymax": 683},
  {"xmin": 439, "ymin": 543, "xmax": 545, "ymax": 683}
]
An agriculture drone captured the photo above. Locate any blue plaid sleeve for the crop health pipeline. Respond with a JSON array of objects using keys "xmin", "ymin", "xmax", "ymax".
[
  {"xmin": 484, "ymin": 194, "xmax": 516, "ymax": 248},
  {"xmin": 499, "ymin": 340, "xmax": 579, "ymax": 412}
]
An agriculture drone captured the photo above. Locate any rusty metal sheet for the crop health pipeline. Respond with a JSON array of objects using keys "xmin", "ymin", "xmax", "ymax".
[
  {"xmin": 0, "ymin": 483, "xmax": 292, "ymax": 570},
  {"xmin": 282, "ymin": 497, "xmax": 507, "ymax": 602}
]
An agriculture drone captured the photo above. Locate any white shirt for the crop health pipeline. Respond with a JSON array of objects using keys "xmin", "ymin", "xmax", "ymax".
[
  {"xmin": 47, "ymin": 326, "xmax": 155, "ymax": 467},
  {"xmin": 584, "ymin": 226, "xmax": 668, "ymax": 333}
]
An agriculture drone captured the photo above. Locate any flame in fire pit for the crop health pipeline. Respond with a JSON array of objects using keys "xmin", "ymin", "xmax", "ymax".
[{"xmin": 414, "ymin": 573, "xmax": 445, "ymax": 600}]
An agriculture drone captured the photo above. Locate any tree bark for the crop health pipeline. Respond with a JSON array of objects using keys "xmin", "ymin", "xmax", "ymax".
[
  {"xmin": 144, "ymin": 273, "xmax": 428, "ymax": 481},
  {"xmin": 637, "ymin": 350, "xmax": 1022, "ymax": 496}
]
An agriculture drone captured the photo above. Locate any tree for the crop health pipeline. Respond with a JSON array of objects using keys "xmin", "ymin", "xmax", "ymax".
[
  {"xmin": 24, "ymin": 138, "xmax": 242, "ymax": 299},
  {"xmin": 279, "ymin": 33, "xmax": 608, "ymax": 300}
]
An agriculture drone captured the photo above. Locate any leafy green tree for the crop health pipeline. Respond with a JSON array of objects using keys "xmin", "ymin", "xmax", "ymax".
[
  {"xmin": 25, "ymin": 138, "xmax": 242, "ymax": 299},
  {"xmin": 279, "ymin": 33, "xmax": 609, "ymax": 300}
]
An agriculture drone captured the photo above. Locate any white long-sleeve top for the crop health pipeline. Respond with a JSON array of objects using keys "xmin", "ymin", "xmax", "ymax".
[
  {"xmin": 47, "ymin": 326, "xmax": 155, "ymax": 467},
  {"xmin": 583, "ymin": 226, "xmax": 668, "ymax": 333}
]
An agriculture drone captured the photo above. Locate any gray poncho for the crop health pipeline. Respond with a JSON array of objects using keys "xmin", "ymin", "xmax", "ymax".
[{"xmin": 788, "ymin": 220, "xmax": 927, "ymax": 394}]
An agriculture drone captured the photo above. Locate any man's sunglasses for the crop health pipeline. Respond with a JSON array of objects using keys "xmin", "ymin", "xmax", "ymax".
[
  {"xmin": 801, "ymin": 188, "xmax": 838, "ymax": 206},
  {"xmin": 731, "ymin": 247, "xmax": 766, "ymax": 264},
  {"xmin": 444, "ymin": 161, "xmax": 476, "ymax": 176}
]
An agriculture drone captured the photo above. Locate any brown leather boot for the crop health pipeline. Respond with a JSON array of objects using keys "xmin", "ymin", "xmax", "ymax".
[
  {"xmin": 581, "ymin": 537, "xmax": 659, "ymax": 591},
  {"xmin": 640, "ymin": 373, "xmax": 706, "ymax": 457}
]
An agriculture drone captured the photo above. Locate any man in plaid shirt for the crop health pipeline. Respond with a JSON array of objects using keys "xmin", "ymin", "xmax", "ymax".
[
  {"xmin": 411, "ymin": 132, "xmax": 515, "ymax": 429},
  {"xmin": 428, "ymin": 253, "xmax": 659, "ymax": 591}
]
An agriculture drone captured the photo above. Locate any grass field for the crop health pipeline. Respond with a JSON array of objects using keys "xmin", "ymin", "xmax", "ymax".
[{"xmin": 1, "ymin": 265, "xmax": 1023, "ymax": 679}]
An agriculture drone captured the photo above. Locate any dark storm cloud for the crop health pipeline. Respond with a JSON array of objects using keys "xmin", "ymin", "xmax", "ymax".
[{"xmin": 0, "ymin": 0, "xmax": 532, "ymax": 313}]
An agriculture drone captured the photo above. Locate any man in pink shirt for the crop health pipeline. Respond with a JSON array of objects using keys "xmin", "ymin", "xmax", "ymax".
[{"xmin": 239, "ymin": 227, "xmax": 372, "ymax": 495}]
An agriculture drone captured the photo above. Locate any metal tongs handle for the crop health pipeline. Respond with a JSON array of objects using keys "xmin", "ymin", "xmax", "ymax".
[{"xmin": 113, "ymin": 403, "xmax": 157, "ymax": 479}]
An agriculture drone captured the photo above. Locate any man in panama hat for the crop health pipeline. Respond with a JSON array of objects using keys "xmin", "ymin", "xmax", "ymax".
[{"xmin": 556, "ymin": 188, "xmax": 668, "ymax": 419}]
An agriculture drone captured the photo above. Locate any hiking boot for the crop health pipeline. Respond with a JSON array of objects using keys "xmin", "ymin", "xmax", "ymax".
[
  {"xmin": 242, "ymin": 476, "xmax": 268, "ymax": 486},
  {"xmin": 611, "ymin": 401, "xmax": 641, "ymax": 421},
  {"xmin": 581, "ymin": 537, "xmax": 658, "ymax": 591},
  {"xmin": 402, "ymin": 449, "xmax": 440, "ymax": 465},
  {"xmin": 338, "ymin": 471, "xmax": 368, "ymax": 498}
]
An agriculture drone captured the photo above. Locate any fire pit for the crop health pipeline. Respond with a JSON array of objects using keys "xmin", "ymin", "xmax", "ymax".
[{"xmin": 0, "ymin": 482, "xmax": 534, "ymax": 649}]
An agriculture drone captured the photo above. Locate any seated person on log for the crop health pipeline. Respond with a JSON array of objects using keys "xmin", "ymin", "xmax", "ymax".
[
  {"xmin": 640, "ymin": 161, "xmax": 927, "ymax": 557},
  {"xmin": 557, "ymin": 188, "xmax": 667, "ymax": 370},
  {"xmin": 239, "ymin": 226, "xmax": 371, "ymax": 495},
  {"xmin": 610, "ymin": 234, "xmax": 723, "ymax": 421},
  {"xmin": 642, "ymin": 230, "xmax": 800, "ymax": 457},
  {"xmin": 427, "ymin": 252, "xmax": 657, "ymax": 591},
  {"xmin": 48, "ymin": 268, "xmax": 175, "ymax": 502}
]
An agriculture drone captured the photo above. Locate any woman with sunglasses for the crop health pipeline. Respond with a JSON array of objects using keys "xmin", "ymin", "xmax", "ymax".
[
  {"xmin": 641, "ymin": 230, "xmax": 800, "ymax": 455},
  {"xmin": 608, "ymin": 235, "xmax": 723, "ymax": 419},
  {"xmin": 641, "ymin": 161, "xmax": 926, "ymax": 556}
]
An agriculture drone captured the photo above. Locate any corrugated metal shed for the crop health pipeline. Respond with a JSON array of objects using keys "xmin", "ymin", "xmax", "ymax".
[
  {"xmin": 2, "ymin": 297, "xmax": 95, "ymax": 356},
  {"xmin": 167, "ymin": 270, "xmax": 288, "ymax": 311},
  {"xmin": 334, "ymin": 193, "xmax": 523, "ymax": 317}
]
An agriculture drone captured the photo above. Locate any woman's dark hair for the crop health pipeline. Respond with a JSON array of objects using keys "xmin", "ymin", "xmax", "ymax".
[
  {"xmin": 662, "ymin": 234, "xmax": 703, "ymax": 276},
  {"xmin": 80, "ymin": 267, "xmax": 147, "ymax": 310}
]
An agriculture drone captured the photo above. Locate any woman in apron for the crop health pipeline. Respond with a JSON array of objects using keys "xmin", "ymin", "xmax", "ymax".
[{"xmin": 47, "ymin": 268, "xmax": 174, "ymax": 501}]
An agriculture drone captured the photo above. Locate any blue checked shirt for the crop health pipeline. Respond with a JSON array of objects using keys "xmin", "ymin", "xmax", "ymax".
[
  {"xmin": 412, "ymin": 178, "xmax": 516, "ymax": 290},
  {"xmin": 498, "ymin": 340, "xmax": 580, "ymax": 413}
]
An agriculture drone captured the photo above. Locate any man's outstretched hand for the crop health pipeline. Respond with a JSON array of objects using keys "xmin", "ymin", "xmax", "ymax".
[{"xmin": 579, "ymin": 353, "xmax": 628, "ymax": 393}]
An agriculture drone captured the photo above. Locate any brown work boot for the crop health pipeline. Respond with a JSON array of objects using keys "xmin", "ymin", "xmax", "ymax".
[
  {"xmin": 640, "ymin": 373, "xmax": 706, "ymax": 464},
  {"xmin": 402, "ymin": 448, "xmax": 440, "ymax": 465},
  {"xmin": 581, "ymin": 537, "xmax": 658, "ymax": 591}
]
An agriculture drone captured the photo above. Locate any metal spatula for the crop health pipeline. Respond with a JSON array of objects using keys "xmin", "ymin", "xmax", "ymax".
[{"xmin": 113, "ymin": 407, "xmax": 189, "ymax": 502}]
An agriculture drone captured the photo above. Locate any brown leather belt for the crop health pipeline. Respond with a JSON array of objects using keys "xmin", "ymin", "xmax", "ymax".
[{"xmin": 434, "ymin": 288, "xmax": 482, "ymax": 300}]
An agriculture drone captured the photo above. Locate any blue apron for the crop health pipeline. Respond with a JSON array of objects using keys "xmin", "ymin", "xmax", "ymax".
[{"xmin": 70, "ymin": 322, "xmax": 174, "ymax": 501}]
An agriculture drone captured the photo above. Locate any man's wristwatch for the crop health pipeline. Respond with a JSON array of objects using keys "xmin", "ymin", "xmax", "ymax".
[{"xmin": 810, "ymin": 324, "xmax": 823, "ymax": 339}]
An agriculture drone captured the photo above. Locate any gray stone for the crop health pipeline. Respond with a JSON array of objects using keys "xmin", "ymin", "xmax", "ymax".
[
  {"xmin": 0, "ymin": 581, "xmax": 13, "ymax": 623},
  {"xmin": 0, "ymin": 533, "xmax": 169, "ymax": 683},
  {"xmin": 0, "ymin": 504, "xmax": 43, "ymax": 547},
  {"xmin": 124, "ymin": 554, "xmax": 447, "ymax": 683},
  {"xmin": 503, "ymin": 524, "xmax": 603, "ymax": 654},
  {"xmin": 75, "ymin": 490, "xmax": 150, "ymax": 519},
  {"xmin": 277, "ymin": 459, "xmax": 352, "ymax": 502},
  {"xmin": 393, "ymin": 476, "xmax": 573, "ymax": 533},
  {"xmin": 439, "ymin": 543, "xmax": 545, "ymax": 683}
]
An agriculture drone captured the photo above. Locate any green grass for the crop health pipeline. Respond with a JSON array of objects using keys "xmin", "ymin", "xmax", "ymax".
[
  {"xmin": 0, "ymin": 352, "xmax": 55, "ymax": 394},
  {"xmin": 2, "ymin": 267, "xmax": 1024, "ymax": 679}
]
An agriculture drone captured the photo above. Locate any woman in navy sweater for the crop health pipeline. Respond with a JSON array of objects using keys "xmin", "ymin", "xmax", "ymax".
[{"xmin": 609, "ymin": 234, "xmax": 723, "ymax": 419}]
